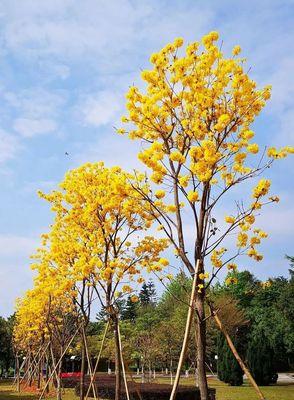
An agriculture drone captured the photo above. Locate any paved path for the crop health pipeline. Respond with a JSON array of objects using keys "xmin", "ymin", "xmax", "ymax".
[{"xmin": 278, "ymin": 373, "xmax": 294, "ymax": 383}]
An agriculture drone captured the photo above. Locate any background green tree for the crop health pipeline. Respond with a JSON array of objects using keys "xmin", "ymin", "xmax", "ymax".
[{"xmin": 0, "ymin": 315, "xmax": 14, "ymax": 376}]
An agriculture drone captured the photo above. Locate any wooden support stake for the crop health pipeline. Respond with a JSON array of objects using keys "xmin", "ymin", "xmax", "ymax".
[
  {"xmin": 117, "ymin": 322, "xmax": 130, "ymax": 400},
  {"xmin": 23, "ymin": 343, "xmax": 50, "ymax": 389},
  {"xmin": 212, "ymin": 307, "xmax": 266, "ymax": 400},
  {"xmin": 82, "ymin": 326, "xmax": 98, "ymax": 400},
  {"xmin": 16, "ymin": 355, "xmax": 20, "ymax": 392},
  {"xmin": 169, "ymin": 259, "xmax": 200, "ymax": 400},
  {"xmin": 85, "ymin": 321, "xmax": 109, "ymax": 400},
  {"xmin": 21, "ymin": 347, "xmax": 43, "ymax": 387},
  {"xmin": 13, "ymin": 353, "xmax": 29, "ymax": 392},
  {"xmin": 38, "ymin": 327, "xmax": 80, "ymax": 400},
  {"xmin": 50, "ymin": 343, "xmax": 62, "ymax": 400}
]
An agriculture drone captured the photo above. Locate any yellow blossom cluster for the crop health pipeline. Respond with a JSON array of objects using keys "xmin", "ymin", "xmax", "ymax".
[
  {"xmin": 260, "ymin": 280, "xmax": 272, "ymax": 288},
  {"xmin": 119, "ymin": 34, "xmax": 292, "ymax": 289},
  {"xmin": 267, "ymin": 146, "xmax": 294, "ymax": 159},
  {"xmin": 225, "ymin": 215, "xmax": 236, "ymax": 224},
  {"xmin": 235, "ymin": 218, "xmax": 267, "ymax": 261},
  {"xmin": 13, "ymin": 277, "xmax": 75, "ymax": 354},
  {"xmin": 252, "ymin": 179, "xmax": 271, "ymax": 199},
  {"xmin": 187, "ymin": 190, "xmax": 199, "ymax": 202},
  {"xmin": 121, "ymin": 32, "xmax": 274, "ymax": 196},
  {"xmin": 199, "ymin": 272, "xmax": 209, "ymax": 280},
  {"xmin": 225, "ymin": 276, "xmax": 238, "ymax": 285},
  {"xmin": 14, "ymin": 163, "xmax": 170, "ymax": 351},
  {"xmin": 37, "ymin": 162, "xmax": 169, "ymax": 303},
  {"xmin": 227, "ymin": 263, "xmax": 237, "ymax": 271},
  {"xmin": 246, "ymin": 228, "xmax": 268, "ymax": 261},
  {"xmin": 211, "ymin": 247, "xmax": 227, "ymax": 269}
]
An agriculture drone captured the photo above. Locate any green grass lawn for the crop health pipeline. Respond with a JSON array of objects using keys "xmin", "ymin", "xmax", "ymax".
[
  {"xmin": 0, "ymin": 380, "xmax": 77, "ymax": 400},
  {"xmin": 157, "ymin": 376, "xmax": 294, "ymax": 400},
  {"xmin": 208, "ymin": 378, "xmax": 294, "ymax": 400},
  {"xmin": 0, "ymin": 377, "xmax": 293, "ymax": 400}
]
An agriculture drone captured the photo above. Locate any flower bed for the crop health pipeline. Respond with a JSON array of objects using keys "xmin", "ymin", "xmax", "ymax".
[
  {"xmin": 74, "ymin": 375, "xmax": 216, "ymax": 400},
  {"xmin": 60, "ymin": 372, "xmax": 82, "ymax": 378},
  {"xmin": 61, "ymin": 373, "xmax": 112, "ymax": 388}
]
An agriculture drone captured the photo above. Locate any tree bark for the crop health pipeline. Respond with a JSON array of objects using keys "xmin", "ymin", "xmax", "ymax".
[
  {"xmin": 45, "ymin": 355, "xmax": 50, "ymax": 394},
  {"xmin": 82, "ymin": 326, "xmax": 98, "ymax": 400},
  {"xmin": 85, "ymin": 321, "xmax": 109, "ymax": 400},
  {"xmin": 113, "ymin": 313, "xmax": 122, "ymax": 400},
  {"xmin": 50, "ymin": 344, "xmax": 62, "ymax": 400},
  {"xmin": 117, "ymin": 322, "xmax": 130, "ymax": 400},
  {"xmin": 80, "ymin": 341, "xmax": 86, "ymax": 400},
  {"xmin": 16, "ymin": 356, "xmax": 20, "ymax": 392},
  {"xmin": 39, "ymin": 330, "xmax": 80, "ymax": 400},
  {"xmin": 28, "ymin": 351, "xmax": 33, "ymax": 387},
  {"xmin": 195, "ymin": 293, "xmax": 209, "ymax": 400},
  {"xmin": 56, "ymin": 359, "xmax": 62, "ymax": 400},
  {"xmin": 37, "ymin": 356, "xmax": 42, "ymax": 390},
  {"xmin": 169, "ymin": 261, "xmax": 198, "ymax": 399}
]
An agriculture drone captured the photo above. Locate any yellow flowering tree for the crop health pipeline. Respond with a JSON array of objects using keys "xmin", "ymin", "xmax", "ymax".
[
  {"xmin": 13, "ymin": 275, "xmax": 76, "ymax": 400},
  {"xmin": 120, "ymin": 32, "xmax": 293, "ymax": 399},
  {"xmin": 32, "ymin": 226, "xmax": 95, "ymax": 400},
  {"xmin": 39, "ymin": 162, "xmax": 169, "ymax": 400},
  {"xmin": 24, "ymin": 235, "xmax": 97, "ymax": 400},
  {"xmin": 14, "ymin": 288, "xmax": 49, "ymax": 377}
]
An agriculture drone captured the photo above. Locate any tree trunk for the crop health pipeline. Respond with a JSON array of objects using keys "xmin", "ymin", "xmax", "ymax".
[
  {"xmin": 169, "ymin": 259, "xmax": 199, "ymax": 400},
  {"xmin": 27, "ymin": 352, "xmax": 33, "ymax": 387},
  {"xmin": 50, "ymin": 344, "xmax": 62, "ymax": 400},
  {"xmin": 113, "ymin": 314, "xmax": 122, "ymax": 400},
  {"xmin": 46, "ymin": 355, "xmax": 50, "ymax": 394},
  {"xmin": 85, "ymin": 321, "xmax": 109, "ymax": 400},
  {"xmin": 195, "ymin": 293, "xmax": 209, "ymax": 400},
  {"xmin": 80, "ymin": 341, "xmax": 86, "ymax": 400},
  {"xmin": 56, "ymin": 360, "xmax": 62, "ymax": 400},
  {"xmin": 117, "ymin": 322, "xmax": 130, "ymax": 400},
  {"xmin": 83, "ymin": 326, "xmax": 98, "ymax": 400},
  {"xmin": 16, "ymin": 356, "xmax": 20, "ymax": 392},
  {"xmin": 37, "ymin": 356, "xmax": 42, "ymax": 390},
  {"xmin": 149, "ymin": 362, "xmax": 152, "ymax": 381}
]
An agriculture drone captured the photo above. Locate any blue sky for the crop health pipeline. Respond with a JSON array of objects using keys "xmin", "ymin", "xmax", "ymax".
[{"xmin": 0, "ymin": 0, "xmax": 293, "ymax": 317}]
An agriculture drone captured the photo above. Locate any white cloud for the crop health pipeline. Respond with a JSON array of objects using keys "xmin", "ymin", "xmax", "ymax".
[
  {"xmin": 0, "ymin": 129, "xmax": 19, "ymax": 163},
  {"xmin": 0, "ymin": 263, "xmax": 34, "ymax": 317},
  {"xmin": 22, "ymin": 180, "xmax": 57, "ymax": 194},
  {"xmin": 81, "ymin": 91, "xmax": 122, "ymax": 127},
  {"xmin": 0, "ymin": 0, "xmax": 151, "ymax": 64},
  {"xmin": 0, "ymin": 234, "xmax": 38, "ymax": 316},
  {"xmin": 38, "ymin": 61, "xmax": 70, "ymax": 80},
  {"xmin": 0, "ymin": 234, "xmax": 37, "ymax": 257},
  {"xmin": 72, "ymin": 131, "xmax": 142, "ymax": 171},
  {"xmin": 2, "ymin": 88, "xmax": 65, "ymax": 141},
  {"xmin": 4, "ymin": 88, "xmax": 66, "ymax": 118},
  {"xmin": 13, "ymin": 117, "xmax": 57, "ymax": 138}
]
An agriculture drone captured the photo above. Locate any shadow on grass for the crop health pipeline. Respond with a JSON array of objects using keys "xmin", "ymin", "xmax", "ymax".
[
  {"xmin": 0, "ymin": 381, "xmax": 39, "ymax": 400},
  {"xmin": 0, "ymin": 390, "xmax": 38, "ymax": 400},
  {"xmin": 276, "ymin": 382, "xmax": 294, "ymax": 386}
]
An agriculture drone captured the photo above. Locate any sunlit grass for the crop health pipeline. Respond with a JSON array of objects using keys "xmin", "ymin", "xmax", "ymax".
[
  {"xmin": 154, "ymin": 376, "xmax": 294, "ymax": 400},
  {"xmin": 0, "ymin": 380, "xmax": 78, "ymax": 400},
  {"xmin": 0, "ymin": 377, "xmax": 293, "ymax": 400}
]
